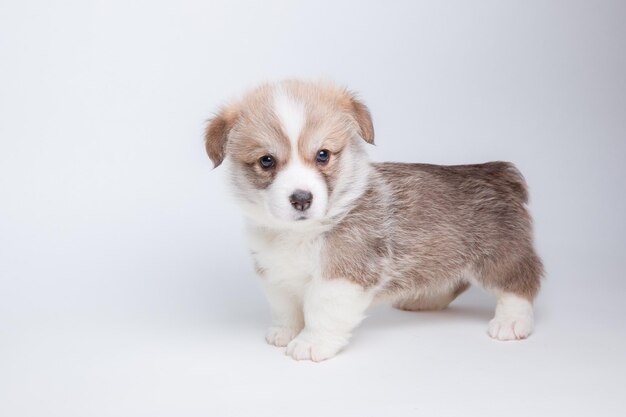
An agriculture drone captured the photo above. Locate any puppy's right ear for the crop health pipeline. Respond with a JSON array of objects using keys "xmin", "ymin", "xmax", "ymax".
[{"xmin": 205, "ymin": 107, "xmax": 238, "ymax": 168}]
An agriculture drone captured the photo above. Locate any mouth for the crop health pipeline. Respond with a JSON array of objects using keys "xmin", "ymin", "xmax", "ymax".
[{"xmin": 295, "ymin": 215, "xmax": 308, "ymax": 221}]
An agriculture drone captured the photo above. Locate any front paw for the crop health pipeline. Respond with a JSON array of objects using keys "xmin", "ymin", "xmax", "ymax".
[
  {"xmin": 265, "ymin": 326, "xmax": 300, "ymax": 347},
  {"xmin": 285, "ymin": 332, "xmax": 344, "ymax": 362}
]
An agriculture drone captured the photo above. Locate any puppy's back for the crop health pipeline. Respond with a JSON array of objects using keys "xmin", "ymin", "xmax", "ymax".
[
  {"xmin": 371, "ymin": 161, "xmax": 539, "ymax": 291},
  {"xmin": 374, "ymin": 161, "xmax": 528, "ymax": 206}
]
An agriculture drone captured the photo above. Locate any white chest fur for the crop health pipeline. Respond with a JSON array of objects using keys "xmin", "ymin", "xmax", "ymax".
[{"xmin": 246, "ymin": 224, "xmax": 324, "ymax": 295}]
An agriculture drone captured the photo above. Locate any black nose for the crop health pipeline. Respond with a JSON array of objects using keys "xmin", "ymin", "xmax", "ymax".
[{"xmin": 289, "ymin": 189, "xmax": 313, "ymax": 211}]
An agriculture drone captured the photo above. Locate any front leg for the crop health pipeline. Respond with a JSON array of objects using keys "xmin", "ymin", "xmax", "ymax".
[
  {"xmin": 286, "ymin": 278, "xmax": 374, "ymax": 362},
  {"xmin": 261, "ymin": 280, "xmax": 304, "ymax": 347}
]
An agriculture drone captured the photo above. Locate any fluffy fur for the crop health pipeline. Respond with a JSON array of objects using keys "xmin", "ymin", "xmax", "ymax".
[{"xmin": 205, "ymin": 80, "xmax": 543, "ymax": 361}]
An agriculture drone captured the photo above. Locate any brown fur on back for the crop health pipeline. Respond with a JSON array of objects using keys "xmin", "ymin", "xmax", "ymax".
[{"xmin": 322, "ymin": 161, "xmax": 543, "ymax": 301}]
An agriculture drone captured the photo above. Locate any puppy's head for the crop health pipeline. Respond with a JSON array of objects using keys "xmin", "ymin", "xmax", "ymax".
[{"xmin": 205, "ymin": 80, "xmax": 374, "ymax": 226}]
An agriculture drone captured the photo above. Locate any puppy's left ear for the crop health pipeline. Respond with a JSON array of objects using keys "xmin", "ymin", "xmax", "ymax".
[
  {"xmin": 205, "ymin": 106, "xmax": 238, "ymax": 168},
  {"xmin": 347, "ymin": 93, "xmax": 375, "ymax": 144}
]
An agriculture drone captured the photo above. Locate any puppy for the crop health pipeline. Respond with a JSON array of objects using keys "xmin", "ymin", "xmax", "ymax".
[{"xmin": 205, "ymin": 80, "xmax": 543, "ymax": 362}]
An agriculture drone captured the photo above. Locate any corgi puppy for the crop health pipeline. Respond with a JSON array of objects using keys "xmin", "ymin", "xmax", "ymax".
[{"xmin": 205, "ymin": 80, "xmax": 543, "ymax": 361}]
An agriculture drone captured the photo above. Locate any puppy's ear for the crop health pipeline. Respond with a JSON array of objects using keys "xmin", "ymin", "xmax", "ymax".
[
  {"xmin": 346, "ymin": 93, "xmax": 375, "ymax": 144},
  {"xmin": 205, "ymin": 107, "xmax": 238, "ymax": 168}
]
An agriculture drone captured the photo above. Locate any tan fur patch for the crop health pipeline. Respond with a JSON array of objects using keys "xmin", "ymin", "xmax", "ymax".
[{"xmin": 206, "ymin": 80, "xmax": 375, "ymax": 192}]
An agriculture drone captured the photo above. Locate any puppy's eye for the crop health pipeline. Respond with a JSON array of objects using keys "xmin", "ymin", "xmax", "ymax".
[
  {"xmin": 259, "ymin": 155, "xmax": 275, "ymax": 169},
  {"xmin": 316, "ymin": 149, "xmax": 330, "ymax": 165}
]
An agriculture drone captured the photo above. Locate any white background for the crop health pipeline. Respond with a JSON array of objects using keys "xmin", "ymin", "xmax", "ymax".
[{"xmin": 1, "ymin": 1, "xmax": 625, "ymax": 416}]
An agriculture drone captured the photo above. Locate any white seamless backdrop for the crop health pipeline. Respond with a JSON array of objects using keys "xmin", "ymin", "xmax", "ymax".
[{"xmin": 1, "ymin": 1, "xmax": 625, "ymax": 416}]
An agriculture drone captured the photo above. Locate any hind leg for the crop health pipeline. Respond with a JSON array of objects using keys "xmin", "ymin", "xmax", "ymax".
[
  {"xmin": 488, "ymin": 293, "xmax": 534, "ymax": 340},
  {"xmin": 394, "ymin": 282, "xmax": 469, "ymax": 311},
  {"xmin": 476, "ymin": 251, "xmax": 543, "ymax": 341}
]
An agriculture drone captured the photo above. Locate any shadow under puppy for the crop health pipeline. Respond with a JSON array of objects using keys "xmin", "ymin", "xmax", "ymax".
[{"xmin": 205, "ymin": 80, "xmax": 543, "ymax": 362}]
